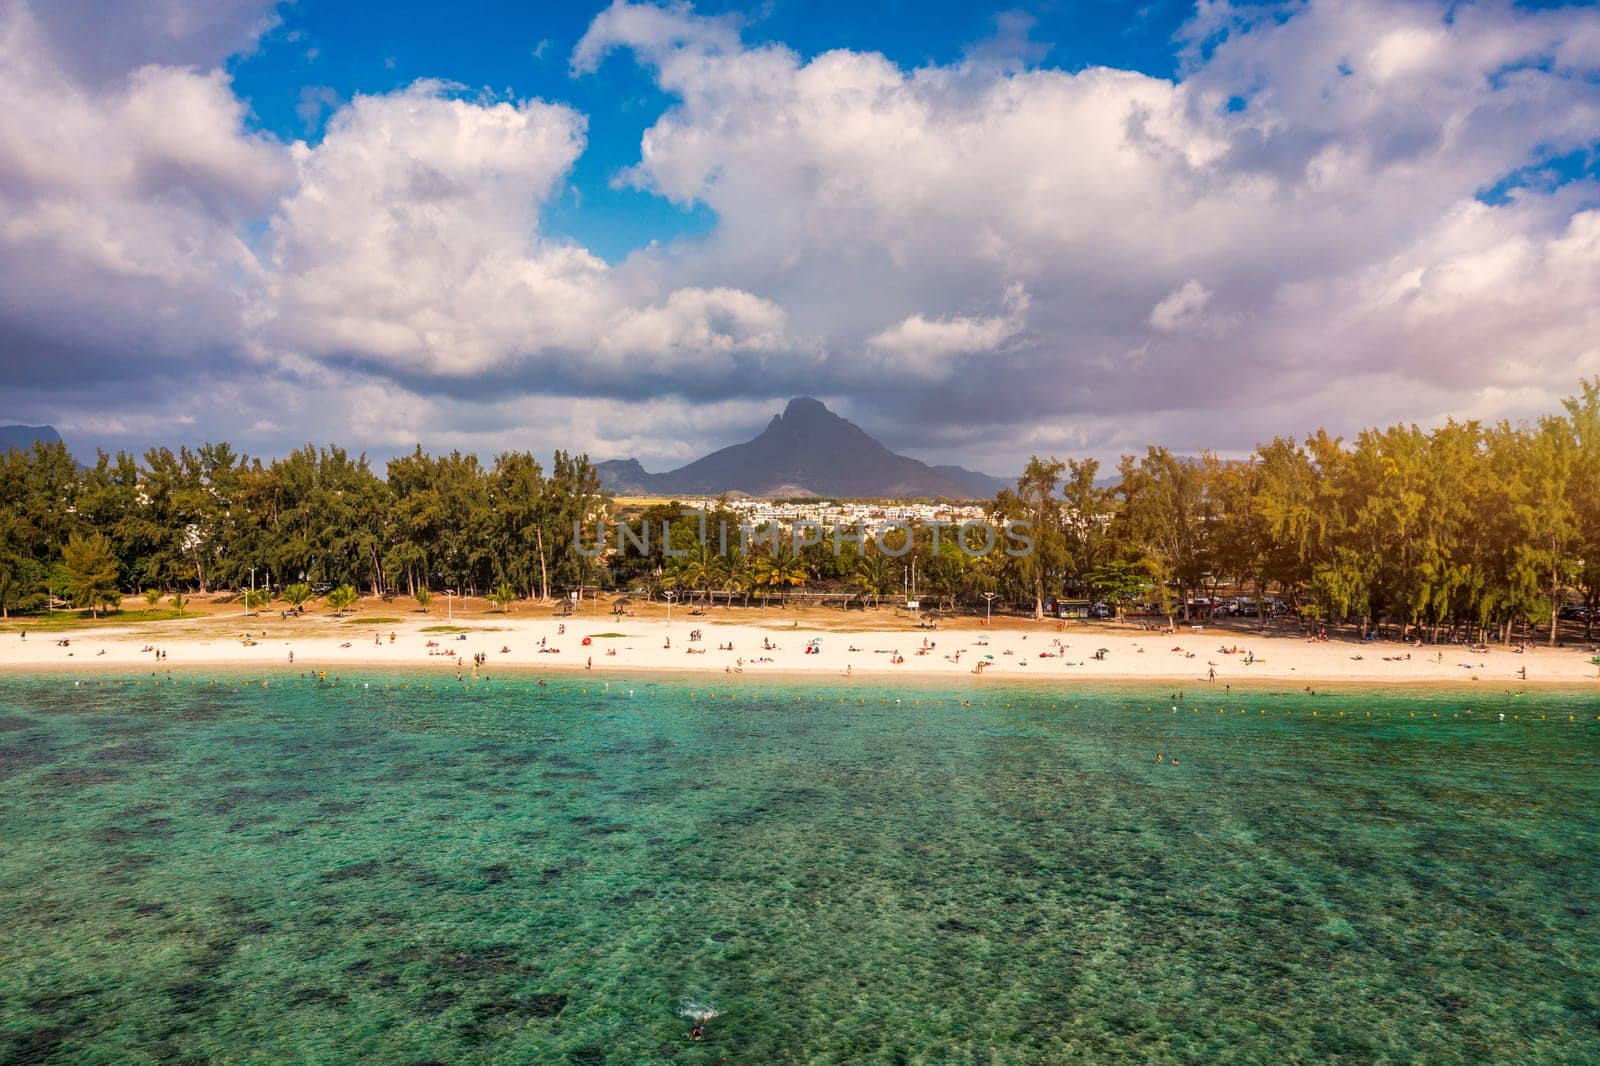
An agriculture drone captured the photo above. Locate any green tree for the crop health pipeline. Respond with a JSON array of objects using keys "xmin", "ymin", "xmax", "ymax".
[
  {"xmin": 62, "ymin": 532, "xmax": 122, "ymax": 617},
  {"xmin": 995, "ymin": 457, "xmax": 1067, "ymax": 620},
  {"xmin": 415, "ymin": 587, "xmax": 433, "ymax": 613},
  {"xmin": 854, "ymin": 553, "xmax": 896, "ymax": 609},
  {"xmin": 1501, "ymin": 416, "xmax": 1579, "ymax": 646},
  {"xmin": 753, "ymin": 547, "xmax": 808, "ymax": 607},
  {"xmin": 1084, "ymin": 560, "xmax": 1146, "ymax": 619},
  {"xmin": 1564, "ymin": 378, "xmax": 1600, "ymax": 638},
  {"xmin": 325, "ymin": 584, "xmax": 358, "ymax": 614},
  {"xmin": 489, "ymin": 582, "xmax": 516, "ymax": 613},
  {"xmin": 1113, "ymin": 448, "xmax": 1219, "ymax": 623}
]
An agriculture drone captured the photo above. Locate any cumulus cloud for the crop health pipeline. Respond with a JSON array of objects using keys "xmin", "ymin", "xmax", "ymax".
[
  {"xmin": 1149, "ymin": 280, "xmax": 1210, "ymax": 331},
  {"xmin": 257, "ymin": 77, "xmax": 807, "ymax": 393},
  {"xmin": 867, "ymin": 283, "xmax": 1029, "ymax": 377},
  {"xmin": 4, "ymin": 0, "xmax": 1600, "ymax": 474},
  {"xmin": 0, "ymin": 0, "xmax": 294, "ymax": 392},
  {"xmin": 596, "ymin": 287, "xmax": 794, "ymax": 372},
  {"xmin": 11, "ymin": 0, "xmax": 282, "ymax": 88},
  {"xmin": 575, "ymin": 0, "xmax": 1600, "ymax": 464},
  {"xmin": 261, "ymin": 80, "xmax": 608, "ymax": 376}
]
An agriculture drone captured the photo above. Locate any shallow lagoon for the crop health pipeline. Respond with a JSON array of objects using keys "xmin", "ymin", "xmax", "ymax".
[{"xmin": 1, "ymin": 672, "xmax": 1597, "ymax": 1062}]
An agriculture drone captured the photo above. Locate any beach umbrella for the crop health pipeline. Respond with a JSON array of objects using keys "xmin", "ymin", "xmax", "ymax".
[
  {"xmin": 1097, "ymin": 648, "xmax": 1110, "ymax": 653},
  {"xmin": 983, "ymin": 654, "xmax": 994, "ymax": 660}
]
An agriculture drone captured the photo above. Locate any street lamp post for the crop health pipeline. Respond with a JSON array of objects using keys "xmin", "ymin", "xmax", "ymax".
[
  {"xmin": 665, "ymin": 589, "xmax": 677, "ymax": 628},
  {"xmin": 447, "ymin": 589, "xmax": 454, "ymax": 621},
  {"xmin": 982, "ymin": 591, "xmax": 997, "ymax": 627}
]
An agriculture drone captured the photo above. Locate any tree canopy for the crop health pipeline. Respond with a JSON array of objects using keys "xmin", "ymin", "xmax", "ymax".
[{"xmin": 1, "ymin": 380, "xmax": 1596, "ymax": 644}]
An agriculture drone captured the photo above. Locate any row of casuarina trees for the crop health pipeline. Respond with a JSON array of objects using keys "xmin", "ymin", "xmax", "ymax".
[{"xmin": 3, "ymin": 380, "xmax": 1597, "ymax": 644}]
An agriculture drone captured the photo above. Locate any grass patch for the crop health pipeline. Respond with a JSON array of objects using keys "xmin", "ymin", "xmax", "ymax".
[
  {"xmin": 0, "ymin": 608, "xmax": 192, "ymax": 631},
  {"xmin": 586, "ymin": 632, "xmax": 630, "ymax": 639},
  {"xmin": 420, "ymin": 625, "xmax": 470, "ymax": 634},
  {"xmin": 349, "ymin": 616, "xmax": 403, "ymax": 624}
]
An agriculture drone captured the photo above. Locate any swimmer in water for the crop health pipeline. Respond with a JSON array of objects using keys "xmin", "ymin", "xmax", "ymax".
[{"xmin": 690, "ymin": 1022, "xmax": 706, "ymax": 1041}]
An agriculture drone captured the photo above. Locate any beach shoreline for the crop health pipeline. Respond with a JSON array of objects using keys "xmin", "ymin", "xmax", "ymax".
[{"xmin": 4, "ymin": 611, "xmax": 1597, "ymax": 689}]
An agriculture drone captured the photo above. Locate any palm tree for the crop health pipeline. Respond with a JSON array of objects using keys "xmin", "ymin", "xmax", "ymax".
[
  {"xmin": 170, "ymin": 592, "xmax": 188, "ymax": 617},
  {"xmin": 325, "ymin": 584, "xmax": 358, "ymax": 614},
  {"xmin": 490, "ymin": 581, "xmax": 516, "ymax": 614},
  {"xmin": 753, "ymin": 547, "xmax": 808, "ymax": 608},
  {"xmin": 661, "ymin": 556, "xmax": 696, "ymax": 602},
  {"xmin": 710, "ymin": 548, "xmax": 752, "ymax": 608},
  {"xmin": 682, "ymin": 542, "xmax": 717, "ymax": 604},
  {"xmin": 854, "ymin": 554, "xmax": 895, "ymax": 609},
  {"xmin": 705, "ymin": 550, "xmax": 735, "ymax": 608},
  {"xmin": 925, "ymin": 552, "xmax": 969, "ymax": 612},
  {"xmin": 414, "ymin": 587, "xmax": 433, "ymax": 613},
  {"xmin": 144, "ymin": 588, "xmax": 163, "ymax": 607},
  {"xmin": 283, "ymin": 583, "xmax": 313, "ymax": 610}
]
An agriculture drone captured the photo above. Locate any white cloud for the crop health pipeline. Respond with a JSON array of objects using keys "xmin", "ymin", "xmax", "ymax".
[
  {"xmin": 5, "ymin": 0, "xmax": 1600, "ymax": 473},
  {"xmin": 867, "ymin": 283, "xmax": 1029, "ymax": 376},
  {"xmin": 261, "ymin": 80, "xmax": 608, "ymax": 375},
  {"xmin": 1149, "ymin": 280, "xmax": 1211, "ymax": 331},
  {"xmin": 10, "ymin": 0, "xmax": 281, "ymax": 88},
  {"xmin": 575, "ymin": 0, "xmax": 1600, "ymax": 457},
  {"xmin": 258, "ymin": 78, "xmax": 806, "ymax": 388},
  {"xmin": 0, "ymin": 0, "xmax": 293, "ymax": 386},
  {"xmin": 597, "ymin": 286, "xmax": 794, "ymax": 371}
]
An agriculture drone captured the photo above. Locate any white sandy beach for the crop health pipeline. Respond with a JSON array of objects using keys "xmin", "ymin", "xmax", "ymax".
[{"xmin": 5, "ymin": 610, "xmax": 1598, "ymax": 687}]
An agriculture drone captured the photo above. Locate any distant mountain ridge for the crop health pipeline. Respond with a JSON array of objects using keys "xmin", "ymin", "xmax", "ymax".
[
  {"xmin": 0, "ymin": 424, "xmax": 63, "ymax": 454},
  {"xmin": 596, "ymin": 398, "xmax": 1009, "ymax": 500}
]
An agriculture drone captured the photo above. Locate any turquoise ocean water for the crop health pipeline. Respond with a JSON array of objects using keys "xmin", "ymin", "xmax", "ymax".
[{"xmin": 1, "ymin": 671, "xmax": 1597, "ymax": 1063}]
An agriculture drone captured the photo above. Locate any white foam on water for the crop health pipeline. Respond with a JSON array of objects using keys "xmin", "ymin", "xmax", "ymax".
[{"xmin": 677, "ymin": 1001, "xmax": 721, "ymax": 1022}]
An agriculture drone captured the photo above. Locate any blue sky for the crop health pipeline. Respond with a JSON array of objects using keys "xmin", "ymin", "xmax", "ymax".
[
  {"xmin": 2, "ymin": 0, "xmax": 1599, "ymax": 470},
  {"xmin": 227, "ymin": 0, "xmax": 1199, "ymax": 262}
]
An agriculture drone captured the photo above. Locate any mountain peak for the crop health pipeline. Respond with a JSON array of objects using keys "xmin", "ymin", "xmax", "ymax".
[
  {"xmin": 0, "ymin": 424, "xmax": 64, "ymax": 454},
  {"xmin": 780, "ymin": 396, "xmax": 832, "ymax": 422},
  {"xmin": 594, "ymin": 399, "xmax": 1010, "ymax": 499}
]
